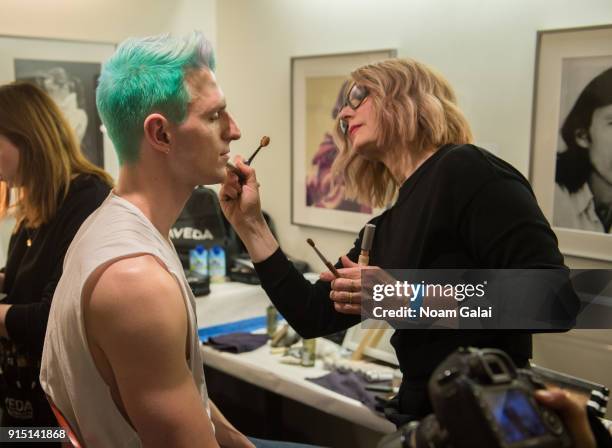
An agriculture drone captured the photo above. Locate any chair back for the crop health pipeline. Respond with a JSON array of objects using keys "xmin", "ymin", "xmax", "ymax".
[{"xmin": 46, "ymin": 396, "xmax": 82, "ymax": 448}]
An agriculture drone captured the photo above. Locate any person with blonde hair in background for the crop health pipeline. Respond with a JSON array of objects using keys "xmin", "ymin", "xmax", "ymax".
[
  {"xmin": 221, "ymin": 58, "xmax": 572, "ymax": 426},
  {"xmin": 0, "ymin": 81, "xmax": 112, "ymax": 435}
]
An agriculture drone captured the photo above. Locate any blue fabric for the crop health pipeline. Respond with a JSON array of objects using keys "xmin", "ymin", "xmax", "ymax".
[{"xmin": 198, "ymin": 316, "xmax": 267, "ymax": 342}]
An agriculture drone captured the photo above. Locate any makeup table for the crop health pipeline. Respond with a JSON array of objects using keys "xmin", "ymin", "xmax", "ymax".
[{"xmin": 195, "ymin": 281, "xmax": 396, "ymax": 444}]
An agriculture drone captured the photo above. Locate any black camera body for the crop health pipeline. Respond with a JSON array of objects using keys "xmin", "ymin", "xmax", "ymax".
[{"xmin": 419, "ymin": 347, "xmax": 572, "ymax": 448}]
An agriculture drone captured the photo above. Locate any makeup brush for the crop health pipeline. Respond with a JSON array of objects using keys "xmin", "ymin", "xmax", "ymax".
[
  {"xmin": 358, "ymin": 224, "xmax": 376, "ymax": 266},
  {"xmin": 225, "ymin": 161, "xmax": 246, "ymax": 182},
  {"xmin": 306, "ymin": 238, "xmax": 340, "ymax": 278},
  {"xmin": 225, "ymin": 136, "xmax": 271, "ymax": 182},
  {"xmin": 246, "ymin": 136, "xmax": 270, "ymax": 166}
]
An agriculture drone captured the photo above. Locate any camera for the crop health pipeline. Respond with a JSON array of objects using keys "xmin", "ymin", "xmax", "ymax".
[{"xmin": 379, "ymin": 347, "xmax": 572, "ymax": 448}]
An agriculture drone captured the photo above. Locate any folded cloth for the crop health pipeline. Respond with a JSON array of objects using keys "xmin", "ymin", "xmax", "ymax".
[
  {"xmin": 306, "ymin": 371, "xmax": 379, "ymax": 412},
  {"xmin": 206, "ymin": 332, "xmax": 269, "ymax": 353}
]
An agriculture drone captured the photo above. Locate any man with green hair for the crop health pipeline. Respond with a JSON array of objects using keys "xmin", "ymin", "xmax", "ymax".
[{"xmin": 40, "ymin": 32, "xmax": 251, "ymax": 447}]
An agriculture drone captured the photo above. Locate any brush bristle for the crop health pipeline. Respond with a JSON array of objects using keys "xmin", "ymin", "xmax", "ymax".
[
  {"xmin": 306, "ymin": 238, "xmax": 315, "ymax": 247},
  {"xmin": 260, "ymin": 136, "xmax": 270, "ymax": 147}
]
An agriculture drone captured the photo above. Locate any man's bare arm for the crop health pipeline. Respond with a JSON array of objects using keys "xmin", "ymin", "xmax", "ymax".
[
  {"xmin": 209, "ymin": 400, "xmax": 254, "ymax": 448},
  {"xmin": 86, "ymin": 255, "xmax": 219, "ymax": 448}
]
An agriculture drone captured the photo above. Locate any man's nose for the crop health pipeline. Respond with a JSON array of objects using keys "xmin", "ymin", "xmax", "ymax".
[{"xmin": 225, "ymin": 113, "xmax": 241, "ymax": 141}]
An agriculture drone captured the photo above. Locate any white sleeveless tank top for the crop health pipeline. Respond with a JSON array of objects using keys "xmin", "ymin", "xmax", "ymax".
[{"xmin": 41, "ymin": 192, "xmax": 210, "ymax": 447}]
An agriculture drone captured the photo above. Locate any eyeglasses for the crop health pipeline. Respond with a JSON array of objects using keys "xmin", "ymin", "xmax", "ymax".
[
  {"xmin": 343, "ymin": 82, "xmax": 369, "ymax": 110},
  {"xmin": 339, "ymin": 83, "xmax": 369, "ymax": 135}
]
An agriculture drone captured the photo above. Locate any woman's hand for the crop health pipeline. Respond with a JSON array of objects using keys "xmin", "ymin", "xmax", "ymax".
[
  {"xmin": 218, "ymin": 157, "xmax": 279, "ymax": 263},
  {"xmin": 320, "ymin": 256, "xmax": 386, "ymax": 315},
  {"xmin": 218, "ymin": 157, "xmax": 264, "ymax": 230},
  {"xmin": 320, "ymin": 256, "xmax": 362, "ymax": 315}
]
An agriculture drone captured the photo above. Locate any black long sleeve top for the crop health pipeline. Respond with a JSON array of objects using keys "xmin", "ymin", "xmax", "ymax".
[
  {"xmin": 255, "ymin": 144, "xmax": 568, "ymax": 421},
  {"xmin": 2, "ymin": 174, "xmax": 110, "ymax": 358}
]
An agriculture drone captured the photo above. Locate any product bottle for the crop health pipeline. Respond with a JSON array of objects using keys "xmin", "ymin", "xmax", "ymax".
[
  {"xmin": 301, "ymin": 338, "xmax": 316, "ymax": 367},
  {"xmin": 189, "ymin": 244, "xmax": 208, "ymax": 276},
  {"xmin": 209, "ymin": 245, "xmax": 226, "ymax": 283},
  {"xmin": 266, "ymin": 305, "xmax": 278, "ymax": 337}
]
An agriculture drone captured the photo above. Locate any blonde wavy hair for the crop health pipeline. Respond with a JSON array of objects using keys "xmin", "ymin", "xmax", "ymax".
[
  {"xmin": 332, "ymin": 58, "xmax": 473, "ymax": 208},
  {"xmin": 0, "ymin": 82, "xmax": 113, "ymax": 228}
]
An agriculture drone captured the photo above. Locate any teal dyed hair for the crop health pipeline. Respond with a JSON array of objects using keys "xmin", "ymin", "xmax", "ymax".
[{"xmin": 96, "ymin": 31, "xmax": 215, "ymax": 164}]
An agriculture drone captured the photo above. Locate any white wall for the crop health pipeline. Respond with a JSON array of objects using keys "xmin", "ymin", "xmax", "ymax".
[
  {"xmin": 215, "ymin": 0, "xmax": 612, "ymax": 395},
  {"xmin": 0, "ymin": 0, "xmax": 216, "ymax": 47}
]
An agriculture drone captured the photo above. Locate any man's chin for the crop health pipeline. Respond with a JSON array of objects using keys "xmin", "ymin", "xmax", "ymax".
[{"xmin": 199, "ymin": 169, "xmax": 227, "ymax": 186}]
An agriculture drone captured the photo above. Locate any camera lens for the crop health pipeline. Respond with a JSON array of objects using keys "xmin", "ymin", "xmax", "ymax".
[{"xmin": 541, "ymin": 408, "xmax": 564, "ymax": 435}]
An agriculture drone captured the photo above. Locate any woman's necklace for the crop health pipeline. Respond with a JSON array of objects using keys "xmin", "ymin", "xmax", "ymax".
[{"xmin": 25, "ymin": 227, "xmax": 38, "ymax": 248}]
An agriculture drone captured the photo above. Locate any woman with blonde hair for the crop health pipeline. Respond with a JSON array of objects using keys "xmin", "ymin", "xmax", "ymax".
[
  {"xmin": 221, "ymin": 59, "xmax": 567, "ymax": 424},
  {"xmin": 0, "ymin": 82, "xmax": 112, "ymax": 430}
]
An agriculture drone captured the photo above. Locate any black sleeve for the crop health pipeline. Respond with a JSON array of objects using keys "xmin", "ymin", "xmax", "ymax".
[
  {"xmin": 459, "ymin": 177, "xmax": 563, "ymax": 268},
  {"xmin": 253, "ymin": 237, "xmax": 363, "ymax": 338},
  {"xmin": 4, "ymin": 182, "xmax": 107, "ymax": 357},
  {"xmin": 587, "ymin": 408, "xmax": 612, "ymax": 448},
  {"xmin": 456, "ymin": 173, "xmax": 580, "ymax": 328}
]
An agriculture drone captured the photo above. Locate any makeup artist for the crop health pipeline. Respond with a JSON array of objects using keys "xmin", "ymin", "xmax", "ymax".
[
  {"xmin": 220, "ymin": 58, "xmax": 570, "ymax": 425},
  {"xmin": 0, "ymin": 82, "xmax": 112, "ymax": 432}
]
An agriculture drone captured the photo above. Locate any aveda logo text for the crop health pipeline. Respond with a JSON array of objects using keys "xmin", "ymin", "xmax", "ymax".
[{"xmin": 170, "ymin": 227, "xmax": 214, "ymax": 240}]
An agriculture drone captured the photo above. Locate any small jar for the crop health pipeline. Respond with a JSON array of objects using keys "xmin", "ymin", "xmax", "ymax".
[
  {"xmin": 266, "ymin": 305, "xmax": 278, "ymax": 337},
  {"xmin": 301, "ymin": 338, "xmax": 316, "ymax": 367}
]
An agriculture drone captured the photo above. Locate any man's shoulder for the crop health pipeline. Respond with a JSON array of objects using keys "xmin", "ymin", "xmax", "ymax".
[
  {"xmin": 70, "ymin": 195, "xmax": 163, "ymax": 259},
  {"xmin": 87, "ymin": 254, "xmax": 186, "ymax": 333},
  {"xmin": 84, "ymin": 254, "xmax": 190, "ymax": 393}
]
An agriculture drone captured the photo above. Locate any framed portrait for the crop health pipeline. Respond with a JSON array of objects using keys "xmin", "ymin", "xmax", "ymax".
[
  {"xmin": 0, "ymin": 35, "xmax": 116, "ymax": 171},
  {"xmin": 529, "ymin": 25, "xmax": 612, "ymax": 261},
  {"xmin": 291, "ymin": 49, "xmax": 396, "ymax": 233}
]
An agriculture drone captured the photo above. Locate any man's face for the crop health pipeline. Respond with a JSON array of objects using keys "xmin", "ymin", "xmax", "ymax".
[
  {"xmin": 169, "ymin": 68, "xmax": 241, "ymax": 186},
  {"xmin": 588, "ymin": 104, "xmax": 612, "ymax": 184}
]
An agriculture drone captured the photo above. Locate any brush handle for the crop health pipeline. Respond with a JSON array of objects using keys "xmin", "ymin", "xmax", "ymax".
[
  {"xmin": 358, "ymin": 251, "xmax": 369, "ymax": 266},
  {"xmin": 325, "ymin": 261, "xmax": 340, "ymax": 278},
  {"xmin": 245, "ymin": 146, "xmax": 262, "ymax": 166},
  {"xmin": 226, "ymin": 162, "xmax": 246, "ymax": 183}
]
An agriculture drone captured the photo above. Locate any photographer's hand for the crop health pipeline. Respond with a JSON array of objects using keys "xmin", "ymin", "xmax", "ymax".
[{"xmin": 534, "ymin": 388, "xmax": 596, "ymax": 448}]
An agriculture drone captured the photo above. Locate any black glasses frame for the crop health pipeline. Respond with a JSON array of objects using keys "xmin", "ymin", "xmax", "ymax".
[
  {"xmin": 339, "ymin": 83, "xmax": 369, "ymax": 135},
  {"xmin": 343, "ymin": 82, "xmax": 369, "ymax": 110}
]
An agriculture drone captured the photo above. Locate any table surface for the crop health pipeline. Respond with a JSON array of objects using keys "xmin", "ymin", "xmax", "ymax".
[{"xmin": 195, "ymin": 281, "xmax": 396, "ymax": 434}]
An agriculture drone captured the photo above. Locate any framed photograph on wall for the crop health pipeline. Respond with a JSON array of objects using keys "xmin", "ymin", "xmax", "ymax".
[
  {"xmin": 529, "ymin": 25, "xmax": 612, "ymax": 261},
  {"xmin": 291, "ymin": 49, "xmax": 396, "ymax": 233},
  {"xmin": 0, "ymin": 35, "xmax": 116, "ymax": 171}
]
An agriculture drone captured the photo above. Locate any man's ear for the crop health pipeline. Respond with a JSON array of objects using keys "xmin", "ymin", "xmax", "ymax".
[
  {"xmin": 574, "ymin": 128, "xmax": 591, "ymax": 149},
  {"xmin": 143, "ymin": 113, "xmax": 172, "ymax": 154}
]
